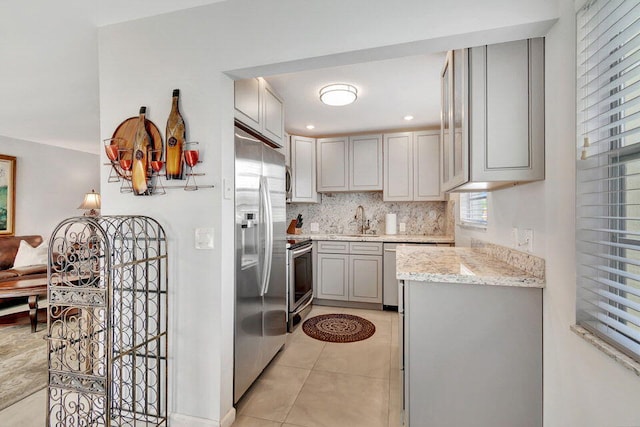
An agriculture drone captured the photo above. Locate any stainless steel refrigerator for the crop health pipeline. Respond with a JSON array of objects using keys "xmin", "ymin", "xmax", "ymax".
[{"xmin": 234, "ymin": 125, "xmax": 287, "ymax": 403}]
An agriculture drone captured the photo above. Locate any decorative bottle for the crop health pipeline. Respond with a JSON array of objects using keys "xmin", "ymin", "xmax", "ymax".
[
  {"xmin": 132, "ymin": 106, "xmax": 151, "ymax": 195},
  {"xmin": 165, "ymin": 89, "xmax": 185, "ymax": 180}
]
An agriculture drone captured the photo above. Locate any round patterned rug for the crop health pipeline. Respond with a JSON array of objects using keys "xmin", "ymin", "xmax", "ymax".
[{"xmin": 302, "ymin": 313, "xmax": 375, "ymax": 343}]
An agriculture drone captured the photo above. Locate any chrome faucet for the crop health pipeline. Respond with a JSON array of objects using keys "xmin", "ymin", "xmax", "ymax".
[{"xmin": 354, "ymin": 205, "xmax": 370, "ymax": 234}]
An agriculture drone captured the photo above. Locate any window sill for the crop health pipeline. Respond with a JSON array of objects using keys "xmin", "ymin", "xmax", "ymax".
[
  {"xmin": 457, "ymin": 222, "xmax": 487, "ymax": 231},
  {"xmin": 570, "ymin": 324, "xmax": 640, "ymax": 378}
]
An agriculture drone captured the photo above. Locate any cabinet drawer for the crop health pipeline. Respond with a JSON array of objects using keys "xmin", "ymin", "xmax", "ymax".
[
  {"xmin": 317, "ymin": 241, "xmax": 350, "ymax": 254},
  {"xmin": 349, "ymin": 242, "xmax": 383, "ymax": 255}
]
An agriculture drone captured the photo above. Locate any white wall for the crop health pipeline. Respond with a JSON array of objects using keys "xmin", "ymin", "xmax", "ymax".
[
  {"xmin": 0, "ymin": 1, "xmax": 100, "ymax": 153},
  {"xmin": 456, "ymin": 0, "xmax": 640, "ymax": 425},
  {"xmin": 97, "ymin": 0, "xmax": 561, "ymax": 425},
  {"xmin": 0, "ymin": 136, "xmax": 100, "ymax": 239}
]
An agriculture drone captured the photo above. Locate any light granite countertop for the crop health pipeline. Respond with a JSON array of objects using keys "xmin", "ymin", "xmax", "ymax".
[
  {"xmin": 288, "ymin": 233, "xmax": 455, "ymax": 244},
  {"xmin": 396, "ymin": 245, "xmax": 545, "ymax": 288}
]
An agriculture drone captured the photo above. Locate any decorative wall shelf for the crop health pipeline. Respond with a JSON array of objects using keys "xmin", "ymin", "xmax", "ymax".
[{"xmin": 103, "ymin": 137, "xmax": 214, "ymax": 194}]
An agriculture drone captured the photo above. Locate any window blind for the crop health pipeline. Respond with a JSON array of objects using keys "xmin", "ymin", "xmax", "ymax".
[
  {"xmin": 459, "ymin": 192, "xmax": 488, "ymax": 227},
  {"xmin": 576, "ymin": 0, "xmax": 640, "ymax": 362}
]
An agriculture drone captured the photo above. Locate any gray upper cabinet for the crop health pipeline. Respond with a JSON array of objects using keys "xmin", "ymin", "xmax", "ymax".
[
  {"xmin": 317, "ymin": 134, "xmax": 383, "ymax": 192},
  {"xmin": 414, "ymin": 130, "xmax": 443, "ymax": 200},
  {"xmin": 290, "ymin": 135, "xmax": 319, "ymax": 203},
  {"xmin": 234, "ymin": 78, "xmax": 261, "ymax": 131},
  {"xmin": 441, "ymin": 38, "xmax": 545, "ymax": 192},
  {"xmin": 383, "ymin": 132, "xmax": 413, "ymax": 201},
  {"xmin": 317, "ymin": 136, "xmax": 349, "ymax": 192},
  {"xmin": 234, "ymin": 77, "xmax": 285, "ymax": 147},
  {"xmin": 384, "ymin": 131, "xmax": 443, "ymax": 201},
  {"xmin": 349, "ymin": 134, "xmax": 383, "ymax": 191}
]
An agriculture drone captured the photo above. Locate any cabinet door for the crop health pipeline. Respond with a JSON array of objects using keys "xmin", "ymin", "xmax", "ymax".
[
  {"xmin": 317, "ymin": 137, "xmax": 349, "ymax": 192},
  {"xmin": 406, "ymin": 282, "xmax": 542, "ymax": 426},
  {"xmin": 414, "ymin": 131, "xmax": 444, "ymax": 201},
  {"xmin": 283, "ymin": 132, "xmax": 291, "ymax": 167},
  {"xmin": 349, "ymin": 255, "xmax": 382, "ymax": 303},
  {"xmin": 383, "ymin": 132, "xmax": 413, "ymax": 201},
  {"xmin": 275, "ymin": 132, "xmax": 290, "ymax": 166},
  {"xmin": 349, "ymin": 134, "xmax": 383, "ymax": 191},
  {"xmin": 234, "ymin": 78, "xmax": 261, "ymax": 131},
  {"xmin": 451, "ymin": 49, "xmax": 469, "ymax": 188},
  {"xmin": 441, "ymin": 49, "xmax": 469, "ymax": 192},
  {"xmin": 349, "ymin": 242, "xmax": 383, "ymax": 256},
  {"xmin": 317, "ymin": 241, "xmax": 350, "ymax": 254},
  {"xmin": 290, "ymin": 135, "xmax": 319, "ymax": 203},
  {"xmin": 470, "ymin": 38, "xmax": 544, "ymax": 183},
  {"xmin": 262, "ymin": 79, "xmax": 285, "ymax": 147},
  {"xmin": 316, "ymin": 253, "xmax": 349, "ymax": 301}
]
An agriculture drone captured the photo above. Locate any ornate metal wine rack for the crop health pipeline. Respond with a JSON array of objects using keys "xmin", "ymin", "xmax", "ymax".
[{"xmin": 46, "ymin": 215, "xmax": 168, "ymax": 426}]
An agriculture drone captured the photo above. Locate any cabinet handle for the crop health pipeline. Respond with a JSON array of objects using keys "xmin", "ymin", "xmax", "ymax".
[{"xmin": 384, "ymin": 249, "xmax": 397, "ymax": 253}]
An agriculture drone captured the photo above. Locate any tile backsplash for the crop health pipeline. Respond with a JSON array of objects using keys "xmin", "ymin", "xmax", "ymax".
[{"xmin": 287, "ymin": 192, "xmax": 453, "ymax": 236}]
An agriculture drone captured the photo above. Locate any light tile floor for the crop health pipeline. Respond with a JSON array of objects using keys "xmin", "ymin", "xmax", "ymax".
[
  {"xmin": 234, "ymin": 305, "xmax": 401, "ymax": 427},
  {"xmin": 0, "ymin": 306, "xmax": 401, "ymax": 427}
]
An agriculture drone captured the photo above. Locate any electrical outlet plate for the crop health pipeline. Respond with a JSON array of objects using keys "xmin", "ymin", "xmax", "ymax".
[
  {"xmin": 310, "ymin": 222, "xmax": 319, "ymax": 232},
  {"xmin": 399, "ymin": 223, "xmax": 406, "ymax": 232},
  {"xmin": 511, "ymin": 227, "xmax": 518, "ymax": 248}
]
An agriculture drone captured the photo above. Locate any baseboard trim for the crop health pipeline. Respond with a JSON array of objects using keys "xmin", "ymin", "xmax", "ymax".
[
  {"xmin": 169, "ymin": 407, "xmax": 236, "ymax": 427},
  {"xmin": 220, "ymin": 407, "xmax": 236, "ymax": 427}
]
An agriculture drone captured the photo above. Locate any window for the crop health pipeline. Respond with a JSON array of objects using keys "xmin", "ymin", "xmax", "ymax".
[
  {"xmin": 459, "ymin": 192, "xmax": 488, "ymax": 227},
  {"xmin": 576, "ymin": 0, "xmax": 640, "ymax": 362}
]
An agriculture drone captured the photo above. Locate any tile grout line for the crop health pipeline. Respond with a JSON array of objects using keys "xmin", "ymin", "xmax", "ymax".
[{"xmin": 279, "ymin": 337, "xmax": 325, "ymax": 426}]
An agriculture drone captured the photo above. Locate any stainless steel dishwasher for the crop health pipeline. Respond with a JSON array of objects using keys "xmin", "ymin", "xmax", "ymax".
[
  {"xmin": 384, "ymin": 243, "xmax": 428, "ymax": 308},
  {"xmin": 383, "ymin": 243, "xmax": 401, "ymax": 308},
  {"xmin": 383, "ymin": 242, "xmax": 453, "ymax": 308}
]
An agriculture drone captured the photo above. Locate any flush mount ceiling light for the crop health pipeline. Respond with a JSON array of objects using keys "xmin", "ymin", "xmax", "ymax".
[
  {"xmin": 404, "ymin": 115, "xmax": 414, "ymax": 121},
  {"xmin": 306, "ymin": 124, "xmax": 315, "ymax": 130},
  {"xmin": 319, "ymin": 84, "xmax": 358, "ymax": 106}
]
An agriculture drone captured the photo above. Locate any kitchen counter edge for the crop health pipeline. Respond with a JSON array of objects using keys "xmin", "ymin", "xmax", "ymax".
[{"xmin": 288, "ymin": 234, "xmax": 455, "ymax": 244}]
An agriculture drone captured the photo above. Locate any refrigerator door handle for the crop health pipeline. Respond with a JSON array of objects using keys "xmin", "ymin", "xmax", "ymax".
[
  {"xmin": 263, "ymin": 177, "xmax": 273, "ymax": 295},
  {"xmin": 259, "ymin": 176, "xmax": 273, "ymax": 296}
]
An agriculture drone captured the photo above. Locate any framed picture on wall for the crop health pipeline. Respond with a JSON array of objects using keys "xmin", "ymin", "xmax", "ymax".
[{"xmin": 0, "ymin": 155, "xmax": 16, "ymax": 236}]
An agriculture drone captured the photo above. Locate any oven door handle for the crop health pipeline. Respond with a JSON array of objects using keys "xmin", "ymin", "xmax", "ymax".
[
  {"xmin": 290, "ymin": 244, "xmax": 312, "ymax": 258},
  {"xmin": 292, "ymin": 294, "xmax": 314, "ymax": 316}
]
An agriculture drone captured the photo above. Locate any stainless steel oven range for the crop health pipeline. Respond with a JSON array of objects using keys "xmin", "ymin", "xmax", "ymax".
[{"xmin": 286, "ymin": 238, "xmax": 313, "ymax": 332}]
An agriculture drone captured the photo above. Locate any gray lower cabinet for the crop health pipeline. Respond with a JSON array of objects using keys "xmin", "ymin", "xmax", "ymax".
[
  {"xmin": 349, "ymin": 255, "xmax": 382, "ymax": 303},
  {"xmin": 316, "ymin": 241, "xmax": 382, "ymax": 304},
  {"xmin": 400, "ymin": 280, "xmax": 542, "ymax": 427},
  {"xmin": 316, "ymin": 253, "xmax": 349, "ymax": 301}
]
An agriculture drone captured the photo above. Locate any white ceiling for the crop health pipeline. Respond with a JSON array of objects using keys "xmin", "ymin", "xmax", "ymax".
[
  {"xmin": 265, "ymin": 52, "xmax": 446, "ymax": 138},
  {"xmin": 96, "ymin": 0, "xmax": 228, "ymax": 26}
]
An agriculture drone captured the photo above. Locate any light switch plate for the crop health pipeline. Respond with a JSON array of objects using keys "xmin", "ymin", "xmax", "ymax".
[
  {"xmin": 223, "ymin": 178, "xmax": 233, "ymax": 200},
  {"xmin": 521, "ymin": 229, "xmax": 533, "ymax": 253},
  {"xmin": 195, "ymin": 228, "xmax": 215, "ymax": 250}
]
